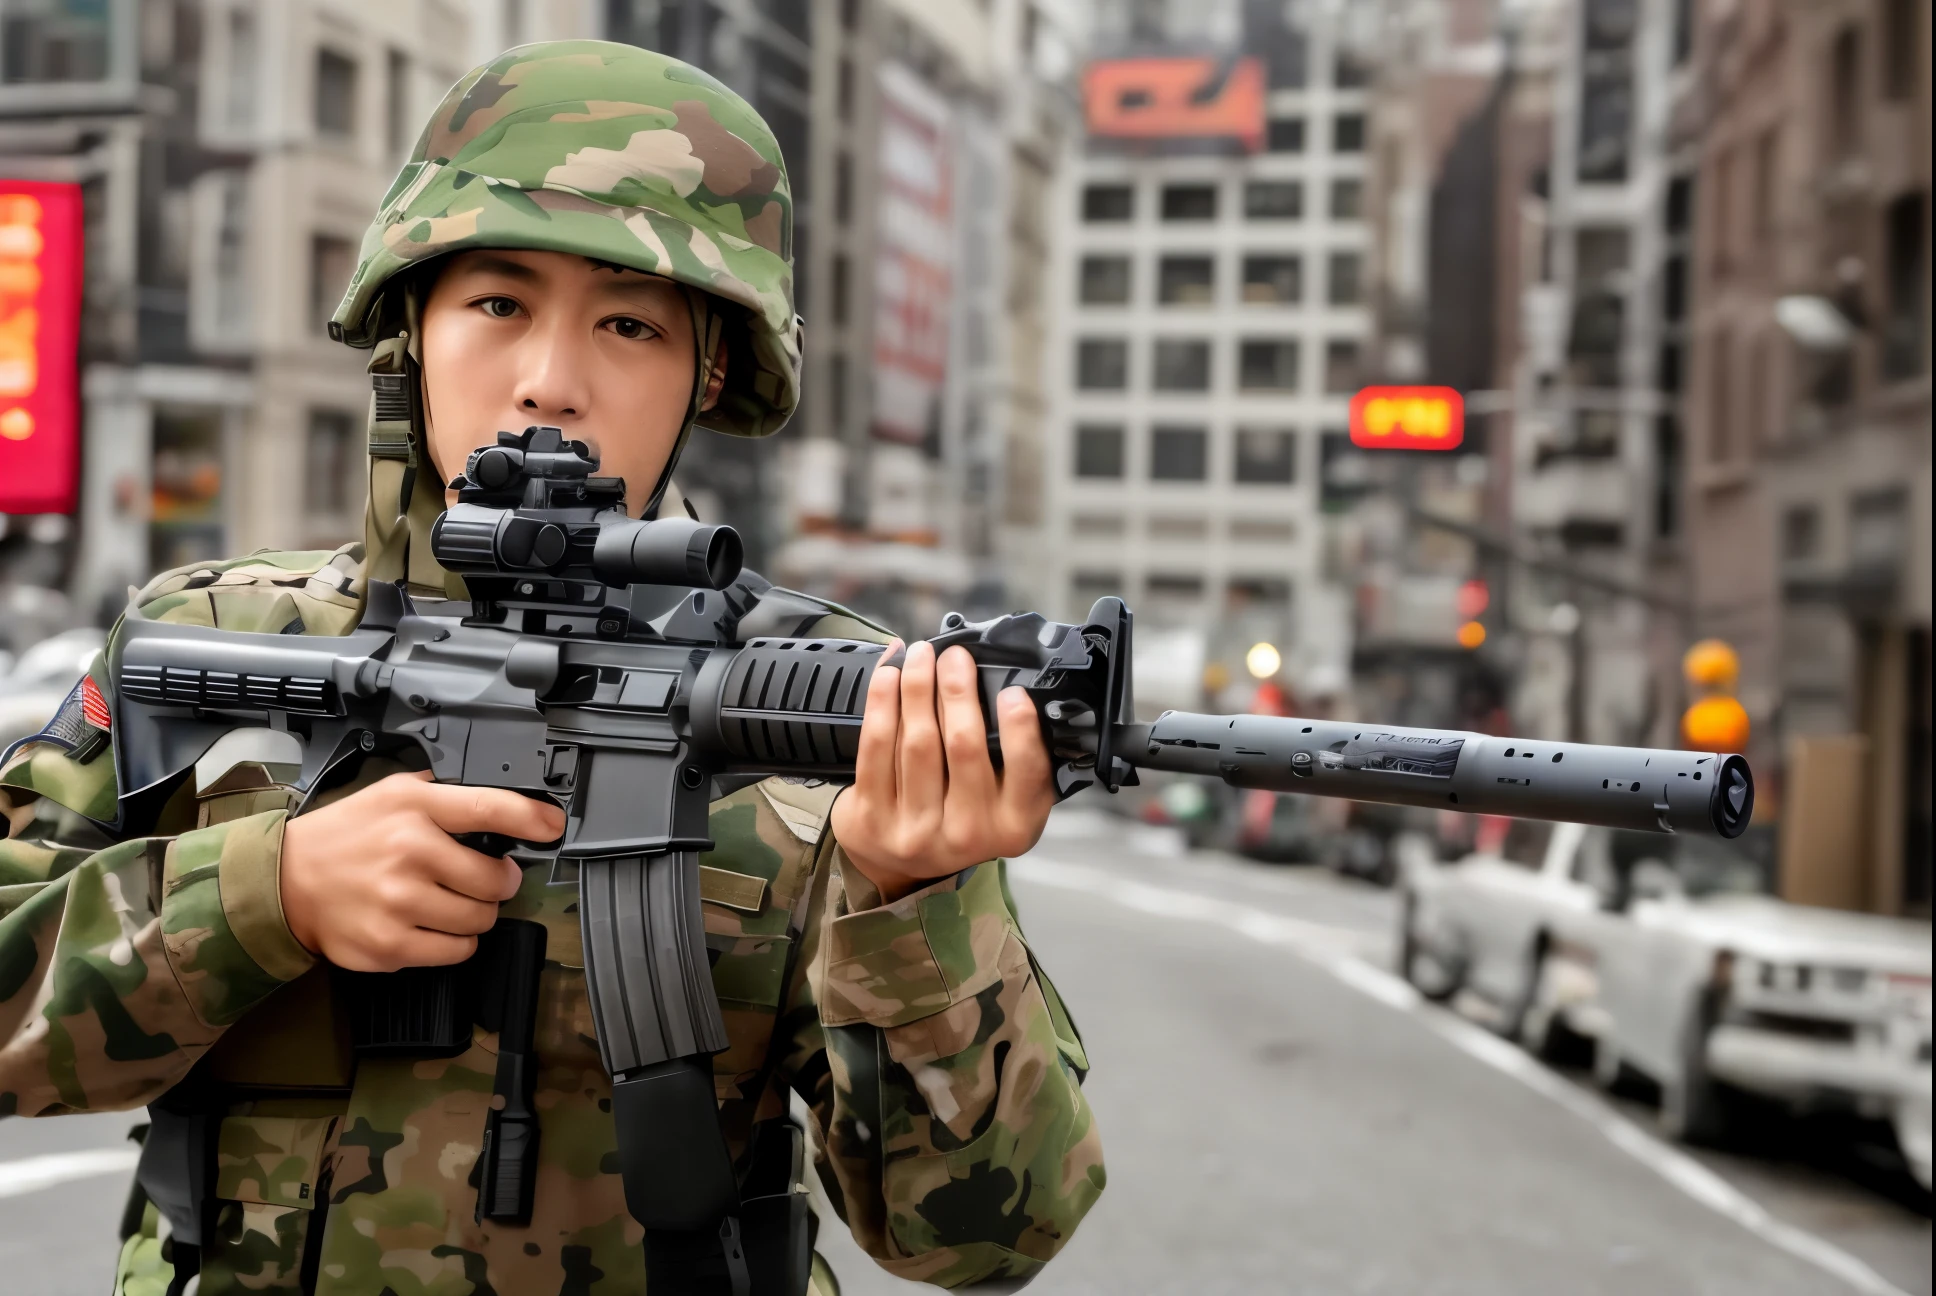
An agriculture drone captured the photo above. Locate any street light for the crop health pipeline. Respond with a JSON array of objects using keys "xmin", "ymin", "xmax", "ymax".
[{"xmin": 1245, "ymin": 641, "xmax": 1282, "ymax": 679}]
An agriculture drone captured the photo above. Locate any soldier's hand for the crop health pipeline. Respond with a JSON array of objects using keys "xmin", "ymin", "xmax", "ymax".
[
  {"xmin": 830, "ymin": 641, "xmax": 1056, "ymax": 905},
  {"xmin": 279, "ymin": 771, "xmax": 565, "ymax": 971}
]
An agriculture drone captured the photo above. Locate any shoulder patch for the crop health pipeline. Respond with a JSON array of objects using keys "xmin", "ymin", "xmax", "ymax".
[{"xmin": 0, "ymin": 675, "xmax": 109, "ymax": 768}]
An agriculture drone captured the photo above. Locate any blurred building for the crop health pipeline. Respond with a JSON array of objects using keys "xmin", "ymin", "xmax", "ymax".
[
  {"xmin": 1030, "ymin": 0, "xmax": 1368, "ymax": 712},
  {"xmin": 773, "ymin": 0, "xmax": 1083, "ymax": 636},
  {"xmin": 0, "ymin": 0, "xmax": 476, "ymax": 622},
  {"xmin": 0, "ymin": 1, "xmax": 1081, "ymax": 644},
  {"xmin": 1675, "ymin": 0, "xmax": 1930, "ymax": 916},
  {"xmin": 1347, "ymin": 0, "xmax": 1569, "ymax": 733}
]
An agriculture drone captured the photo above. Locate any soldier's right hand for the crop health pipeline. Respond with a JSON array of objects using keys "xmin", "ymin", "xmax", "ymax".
[{"xmin": 279, "ymin": 771, "xmax": 566, "ymax": 972}]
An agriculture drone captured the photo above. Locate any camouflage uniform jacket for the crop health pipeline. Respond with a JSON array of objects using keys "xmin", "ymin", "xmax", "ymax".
[{"xmin": 0, "ymin": 546, "xmax": 1103, "ymax": 1294}]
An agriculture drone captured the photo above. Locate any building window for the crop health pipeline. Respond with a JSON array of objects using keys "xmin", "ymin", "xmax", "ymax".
[
  {"xmin": 1074, "ymin": 424, "xmax": 1125, "ymax": 478},
  {"xmin": 837, "ymin": 56, "xmax": 855, "ymax": 120},
  {"xmin": 1238, "ymin": 338, "xmax": 1299, "ymax": 390},
  {"xmin": 1578, "ymin": 0, "xmax": 1635, "ymax": 183},
  {"xmin": 1883, "ymin": 191, "xmax": 1928, "ymax": 380},
  {"xmin": 830, "ymin": 252, "xmax": 850, "ymax": 326},
  {"xmin": 1152, "ymin": 339, "xmax": 1212, "ymax": 391},
  {"xmin": 1332, "ymin": 113, "xmax": 1366, "ymax": 153},
  {"xmin": 1708, "ymin": 328, "xmax": 1733, "ymax": 464},
  {"xmin": 1146, "ymin": 572, "xmax": 1207, "ymax": 608},
  {"xmin": 829, "ymin": 353, "xmax": 848, "ymax": 428},
  {"xmin": 1830, "ymin": 25, "xmax": 1860, "ymax": 153},
  {"xmin": 1324, "ymin": 340, "xmax": 1363, "ymax": 393},
  {"xmin": 1150, "ymin": 426, "xmax": 1208, "ymax": 481},
  {"xmin": 1781, "ymin": 504, "xmax": 1819, "ymax": 561},
  {"xmin": 1329, "ymin": 178, "xmax": 1364, "ymax": 220},
  {"xmin": 1266, "ymin": 117, "xmax": 1305, "ymax": 152},
  {"xmin": 1334, "ymin": 50, "xmax": 1371, "ymax": 89},
  {"xmin": 1160, "ymin": 184, "xmax": 1218, "ymax": 221},
  {"xmin": 1657, "ymin": 340, "xmax": 1683, "ymax": 394},
  {"xmin": 1234, "ymin": 428, "xmax": 1295, "ymax": 484},
  {"xmin": 1076, "ymin": 338, "xmax": 1129, "ymax": 390},
  {"xmin": 1665, "ymin": 174, "xmax": 1693, "ymax": 233},
  {"xmin": 1672, "ymin": 0, "xmax": 1694, "ymax": 65},
  {"xmin": 386, "ymin": 49, "xmax": 410, "ymax": 157},
  {"xmin": 310, "ymin": 234, "xmax": 356, "ymax": 332},
  {"xmin": 0, "ymin": 2, "xmax": 112, "ymax": 83},
  {"xmin": 834, "ymin": 151, "xmax": 853, "ymax": 222},
  {"xmin": 225, "ymin": 9, "xmax": 258, "ymax": 131},
  {"xmin": 1751, "ymin": 128, "xmax": 1778, "ymax": 247},
  {"xmin": 213, "ymin": 172, "xmax": 250, "ymax": 329},
  {"xmin": 1662, "ymin": 254, "xmax": 1687, "ymax": 323},
  {"xmin": 1157, "ymin": 255, "xmax": 1215, "ymax": 306},
  {"xmin": 1245, "ymin": 180, "xmax": 1302, "ymax": 220},
  {"xmin": 1326, "ymin": 252, "xmax": 1363, "ymax": 305},
  {"xmin": 1241, "ymin": 254, "xmax": 1301, "ymax": 304},
  {"xmin": 1882, "ymin": 0, "xmax": 1916, "ymax": 100},
  {"xmin": 1231, "ymin": 517, "xmax": 1295, "ymax": 543},
  {"xmin": 1079, "ymin": 255, "xmax": 1132, "ymax": 305},
  {"xmin": 315, "ymin": 49, "xmax": 358, "ymax": 139},
  {"xmin": 1654, "ymin": 414, "xmax": 1680, "ymax": 538},
  {"xmin": 305, "ymin": 410, "xmax": 358, "ymax": 517},
  {"xmin": 1071, "ymin": 571, "xmax": 1123, "ymax": 619},
  {"xmin": 1083, "ymin": 183, "xmax": 1134, "ymax": 222}
]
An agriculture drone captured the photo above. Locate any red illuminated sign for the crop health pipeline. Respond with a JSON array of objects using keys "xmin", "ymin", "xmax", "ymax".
[
  {"xmin": 1083, "ymin": 58, "xmax": 1266, "ymax": 152},
  {"xmin": 1349, "ymin": 386, "xmax": 1465, "ymax": 451},
  {"xmin": 0, "ymin": 181, "xmax": 83, "ymax": 515}
]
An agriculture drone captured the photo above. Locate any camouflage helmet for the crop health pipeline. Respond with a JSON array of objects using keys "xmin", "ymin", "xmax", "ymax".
[{"xmin": 330, "ymin": 41, "xmax": 799, "ymax": 438}]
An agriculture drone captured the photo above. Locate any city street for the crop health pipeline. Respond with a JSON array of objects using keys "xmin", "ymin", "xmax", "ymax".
[{"xmin": 3, "ymin": 807, "xmax": 1927, "ymax": 1296}]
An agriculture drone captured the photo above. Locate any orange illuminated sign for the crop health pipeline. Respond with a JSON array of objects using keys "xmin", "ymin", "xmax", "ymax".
[
  {"xmin": 0, "ymin": 181, "xmax": 83, "ymax": 515},
  {"xmin": 1349, "ymin": 386, "xmax": 1465, "ymax": 451},
  {"xmin": 1083, "ymin": 57, "xmax": 1266, "ymax": 152}
]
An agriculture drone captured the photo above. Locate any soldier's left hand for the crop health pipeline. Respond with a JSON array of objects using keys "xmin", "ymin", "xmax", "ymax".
[{"xmin": 830, "ymin": 640, "xmax": 1057, "ymax": 904}]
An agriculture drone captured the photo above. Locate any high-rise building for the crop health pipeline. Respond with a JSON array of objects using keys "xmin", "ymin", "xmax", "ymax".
[{"xmin": 1029, "ymin": 0, "xmax": 1366, "ymax": 711}]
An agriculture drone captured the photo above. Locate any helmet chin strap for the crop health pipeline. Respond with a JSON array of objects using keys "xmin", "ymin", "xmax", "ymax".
[{"xmin": 638, "ymin": 289, "xmax": 723, "ymax": 521}]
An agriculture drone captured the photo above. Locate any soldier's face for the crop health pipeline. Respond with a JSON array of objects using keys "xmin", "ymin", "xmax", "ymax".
[{"xmin": 419, "ymin": 249, "xmax": 724, "ymax": 517}]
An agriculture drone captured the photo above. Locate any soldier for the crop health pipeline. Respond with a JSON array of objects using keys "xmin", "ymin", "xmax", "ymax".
[{"xmin": 0, "ymin": 42, "xmax": 1102, "ymax": 1296}]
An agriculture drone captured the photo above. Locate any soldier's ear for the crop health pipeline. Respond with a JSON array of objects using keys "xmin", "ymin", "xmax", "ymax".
[{"xmin": 699, "ymin": 337, "xmax": 729, "ymax": 413}]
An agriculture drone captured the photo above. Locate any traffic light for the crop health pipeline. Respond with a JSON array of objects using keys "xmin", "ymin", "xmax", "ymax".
[{"xmin": 1681, "ymin": 638, "xmax": 1748, "ymax": 751}]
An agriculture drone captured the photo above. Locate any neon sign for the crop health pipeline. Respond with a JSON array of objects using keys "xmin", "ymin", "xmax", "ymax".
[{"xmin": 0, "ymin": 180, "xmax": 84, "ymax": 515}]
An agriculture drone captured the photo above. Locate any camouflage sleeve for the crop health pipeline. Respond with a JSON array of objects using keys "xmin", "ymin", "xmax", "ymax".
[
  {"xmin": 793, "ymin": 846, "xmax": 1104, "ymax": 1288},
  {"xmin": 0, "ymin": 734, "xmax": 316, "ymax": 1117}
]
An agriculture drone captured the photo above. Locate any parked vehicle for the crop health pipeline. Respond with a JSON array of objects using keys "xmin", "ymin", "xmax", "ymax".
[{"xmin": 1399, "ymin": 819, "xmax": 1933, "ymax": 1187}]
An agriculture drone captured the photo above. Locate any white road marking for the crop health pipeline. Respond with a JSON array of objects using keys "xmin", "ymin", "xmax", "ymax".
[
  {"xmin": 1012, "ymin": 853, "xmax": 1913, "ymax": 1296},
  {"xmin": 0, "ymin": 1145, "xmax": 140, "ymax": 1200}
]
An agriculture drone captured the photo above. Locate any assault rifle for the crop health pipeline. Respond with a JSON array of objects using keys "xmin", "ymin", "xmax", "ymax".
[{"xmin": 107, "ymin": 427, "xmax": 1752, "ymax": 1296}]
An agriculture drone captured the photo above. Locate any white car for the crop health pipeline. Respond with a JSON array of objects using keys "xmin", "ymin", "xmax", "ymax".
[{"xmin": 1399, "ymin": 819, "xmax": 1933, "ymax": 1188}]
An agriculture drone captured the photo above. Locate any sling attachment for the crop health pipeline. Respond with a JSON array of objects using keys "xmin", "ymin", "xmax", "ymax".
[
  {"xmin": 474, "ymin": 918, "xmax": 548, "ymax": 1224},
  {"xmin": 135, "ymin": 1098, "xmax": 217, "ymax": 1296}
]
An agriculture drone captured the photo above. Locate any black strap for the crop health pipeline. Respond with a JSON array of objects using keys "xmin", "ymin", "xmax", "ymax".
[
  {"xmin": 136, "ymin": 1102, "xmax": 216, "ymax": 1295},
  {"xmin": 475, "ymin": 919, "xmax": 548, "ymax": 1224}
]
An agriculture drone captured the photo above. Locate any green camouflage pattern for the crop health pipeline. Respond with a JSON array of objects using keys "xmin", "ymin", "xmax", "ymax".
[
  {"xmin": 0, "ymin": 546, "xmax": 1104, "ymax": 1293},
  {"xmin": 331, "ymin": 41, "xmax": 801, "ymax": 438}
]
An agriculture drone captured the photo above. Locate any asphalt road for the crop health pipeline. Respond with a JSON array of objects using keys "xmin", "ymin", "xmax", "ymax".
[{"xmin": 3, "ymin": 807, "xmax": 1929, "ymax": 1295}]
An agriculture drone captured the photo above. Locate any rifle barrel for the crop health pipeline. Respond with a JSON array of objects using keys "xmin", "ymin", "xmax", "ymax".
[{"xmin": 1120, "ymin": 711, "xmax": 1752, "ymax": 839}]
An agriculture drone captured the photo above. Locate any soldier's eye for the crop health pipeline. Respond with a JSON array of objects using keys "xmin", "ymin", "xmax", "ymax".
[
  {"xmin": 479, "ymin": 297, "xmax": 520, "ymax": 319},
  {"xmin": 605, "ymin": 316, "xmax": 655, "ymax": 341}
]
